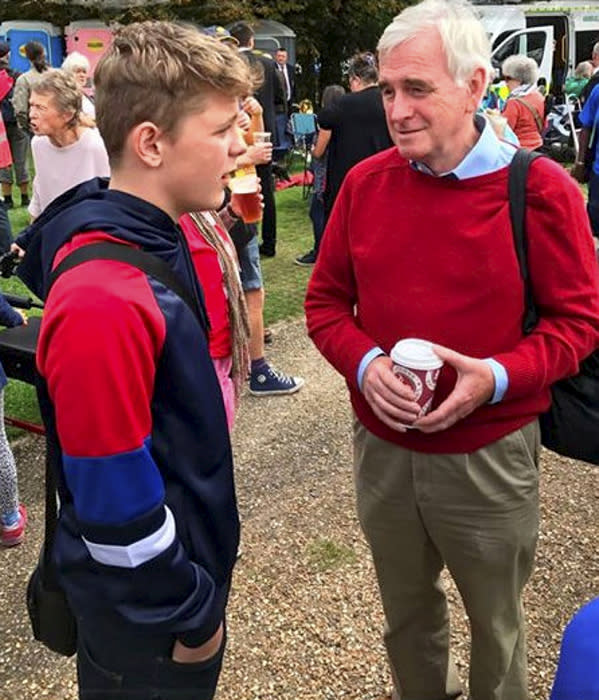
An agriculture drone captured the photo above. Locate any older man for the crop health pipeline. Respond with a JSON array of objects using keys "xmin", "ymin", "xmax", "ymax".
[{"xmin": 305, "ymin": 1, "xmax": 599, "ymax": 699}]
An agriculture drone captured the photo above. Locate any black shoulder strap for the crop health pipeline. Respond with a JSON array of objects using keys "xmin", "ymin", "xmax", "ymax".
[
  {"xmin": 47, "ymin": 241, "xmax": 206, "ymax": 329},
  {"xmin": 39, "ymin": 387, "xmax": 63, "ymax": 577},
  {"xmin": 508, "ymin": 149, "xmax": 542, "ymax": 334}
]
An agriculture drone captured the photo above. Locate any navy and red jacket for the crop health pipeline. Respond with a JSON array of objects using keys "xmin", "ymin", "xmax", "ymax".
[{"xmin": 18, "ymin": 178, "xmax": 239, "ymax": 647}]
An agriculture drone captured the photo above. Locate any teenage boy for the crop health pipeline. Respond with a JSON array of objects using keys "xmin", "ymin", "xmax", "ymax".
[{"xmin": 18, "ymin": 22, "xmax": 249, "ymax": 699}]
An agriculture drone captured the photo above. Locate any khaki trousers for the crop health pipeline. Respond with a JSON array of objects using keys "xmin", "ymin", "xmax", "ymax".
[{"xmin": 353, "ymin": 420, "xmax": 540, "ymax": 700}]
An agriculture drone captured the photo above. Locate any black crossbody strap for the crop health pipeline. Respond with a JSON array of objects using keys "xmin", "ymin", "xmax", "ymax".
[
  {"xmin": 508, "ymin": 149, "xmax": 542, "ymax": 334},
  {"xmin": 46, "ymin": 241, "xmax": 205, "ymax": 328},
  {"xmin": 40, "ymin": 400, "xmax": 62, "ymax": 575}
]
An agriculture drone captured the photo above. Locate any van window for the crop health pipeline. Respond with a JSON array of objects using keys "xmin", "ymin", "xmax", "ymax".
[
  {"xmin": 492, "ymin": 30, "xmax": 517, "ymax": 50},
  {"xmin": 492, "ymin": 30, "xmax": 548, "ymax": 73}
]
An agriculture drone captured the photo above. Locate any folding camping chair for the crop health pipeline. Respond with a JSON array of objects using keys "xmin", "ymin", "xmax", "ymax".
[{"xmin": 289, "ymin": 112, "xmax": 317, "ymax": 199}]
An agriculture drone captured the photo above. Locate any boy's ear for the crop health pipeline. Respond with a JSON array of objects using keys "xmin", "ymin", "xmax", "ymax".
[{"xmin": 128, "ymin": 121, "xmax": 164, "ymax": 168}]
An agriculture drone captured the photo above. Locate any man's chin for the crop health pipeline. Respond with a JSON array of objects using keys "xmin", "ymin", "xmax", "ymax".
[{"xmin": 394, "ymin": 138, "xmax": 428, "ymax": 163}]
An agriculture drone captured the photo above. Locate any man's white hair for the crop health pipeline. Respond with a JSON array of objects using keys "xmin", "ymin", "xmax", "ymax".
[
  {"xmin": 62, "ymin": 51, "xmax": 91, "ymax": 74},
  {"xmin": 377, "ymin": 0, "xmax": 491, "ymax": 86}
]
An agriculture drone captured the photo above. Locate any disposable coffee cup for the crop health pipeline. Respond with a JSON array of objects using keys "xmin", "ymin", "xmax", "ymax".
[
  {"xmin": 390, "ymin": 338, "xmax": 443, "ymax": 417},
  {"xmin": 253, "ymin": 131, "xmax": 271, "ymax": 144}
]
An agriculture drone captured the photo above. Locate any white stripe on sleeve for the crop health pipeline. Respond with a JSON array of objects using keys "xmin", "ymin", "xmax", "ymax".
[{"xmin": 82, "ymin": 506, "xmax": 176, "ymax": 568}]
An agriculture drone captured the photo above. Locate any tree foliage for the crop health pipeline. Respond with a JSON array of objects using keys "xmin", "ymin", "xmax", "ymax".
[{"xmin": 0, "ymin": 0, "xmax": 411, "ymax": 102}]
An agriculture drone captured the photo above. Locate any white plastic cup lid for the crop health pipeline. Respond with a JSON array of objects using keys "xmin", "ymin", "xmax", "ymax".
[{"xmin": 390, "ymin": 338, "xmax": 443, "ymax": 371}]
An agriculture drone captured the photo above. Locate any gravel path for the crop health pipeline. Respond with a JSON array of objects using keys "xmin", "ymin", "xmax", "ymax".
[{"xmin": 1, "ymin": 317, "xmax": 597, "ymax": 700}]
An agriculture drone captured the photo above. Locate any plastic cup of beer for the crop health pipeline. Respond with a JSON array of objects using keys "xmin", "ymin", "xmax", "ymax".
[
  {"xmin": 230, "ymin": 171, "xmax": 262, "ymax": 224},
  {"xmin": 390, "ymin": 338, "xmax": 444, "ymax": 418},
  {"xmin": 253, "ymin": 131, "xmax": 271, "ymax": 144}
]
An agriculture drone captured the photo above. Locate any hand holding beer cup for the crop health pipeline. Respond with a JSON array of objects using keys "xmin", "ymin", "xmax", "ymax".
[
  {"xmin": 246, "ymin": 141, "xmax": 272, "ymax": 165},
  {"xmin": 230, "ymin": 168, "xmax": 263, "ymax": 224},
  {"xmin": 251, "ymin": 131, "xmax": 272, "ymax": 164}
]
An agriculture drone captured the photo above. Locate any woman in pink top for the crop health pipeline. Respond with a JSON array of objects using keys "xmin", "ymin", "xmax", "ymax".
[
  {"xmin": 501, "ymin": 54, "xmax": 545, "ymax": 150},
  {"xmin": 27, "ymin": 69, "xmax": 110, "ymax": 220}
]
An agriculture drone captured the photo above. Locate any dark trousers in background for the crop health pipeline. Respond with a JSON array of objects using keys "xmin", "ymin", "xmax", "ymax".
[
  {"xmin": 256, "ymin": 163, "xmax": 276, "ymax": 256},
  {"xmin": 0, "ymin": 201, "xmax": 12, "ymax": 253},
  {"xmin": 309, "ymin": 193, "xmax": 325, "ymax": 256},
  {"xmin": 587, "ymin": 170, "xmax": 599, "ymax": 237},
  {"xmin": 77, "ymin": 615, "xmax": 225, "ymax": 700}
]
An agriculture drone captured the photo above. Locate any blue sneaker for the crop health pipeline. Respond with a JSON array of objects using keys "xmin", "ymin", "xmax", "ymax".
[{"xmin": 249, "ymin": 363, "xmax": 304, "ymax": 396}]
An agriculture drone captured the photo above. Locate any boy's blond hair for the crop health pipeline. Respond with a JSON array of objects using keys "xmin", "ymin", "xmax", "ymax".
[{"xmin": 94, "ymin": 21, "xmax": 252, "ymax": 166}]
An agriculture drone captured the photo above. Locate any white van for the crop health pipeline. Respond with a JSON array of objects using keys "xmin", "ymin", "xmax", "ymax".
[{"xmin": 474, "ymin": 1, "xmax": 599, "ymax": 93}]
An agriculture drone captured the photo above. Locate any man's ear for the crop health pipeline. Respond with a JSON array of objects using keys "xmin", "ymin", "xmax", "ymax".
[
  {"xmin": 466, "ymin": 65, "xmax": 488, "ymax": 113},
  {"xmin": 128, "ymin": 121, "xmax": 164, "ymax": 168}
]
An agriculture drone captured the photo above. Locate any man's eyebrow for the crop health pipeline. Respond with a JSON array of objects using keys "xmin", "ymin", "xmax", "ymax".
[
  {"xmin": 403, "ymin": 78, "xmax": 435, "ymax": 91},
  {"xmin": 378, "ymin": 78, "xmax": 436, "ymax": 92}
]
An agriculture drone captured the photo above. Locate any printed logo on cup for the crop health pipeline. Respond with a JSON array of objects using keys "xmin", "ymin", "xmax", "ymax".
[
  {"xmin": 425, "ymin": 369, "xmax": 441, "ymax": 392},
  {"xmin": 390, "ymin": 338, "xmax": 443, "ymax": 416},
  {"xmin": 393, "ymin": 366, "xmax": 423, "ymax": 401}
]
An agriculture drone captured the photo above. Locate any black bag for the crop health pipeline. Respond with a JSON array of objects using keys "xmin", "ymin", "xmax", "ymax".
[
  {"xmin": 26, "ymin": 241, "xmax": 209, "ymax": 657},
  {"xmin": 26, "ymin": 421, "xmax": 77, "ymax": 656},
  {"xmin": 509, "ymin": 149, "xmax": 599, "ymax": 465},
  {"xmin": 26, "ymin": 546, "xmax": 78, "ymax": 656}
]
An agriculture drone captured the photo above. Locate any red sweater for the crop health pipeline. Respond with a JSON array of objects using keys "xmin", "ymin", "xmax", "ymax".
[{"xmin": 305, "ymin": 148, "xmax": 599, "ymax": 453}]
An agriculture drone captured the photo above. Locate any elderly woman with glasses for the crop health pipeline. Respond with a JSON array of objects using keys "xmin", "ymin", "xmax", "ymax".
[{"xmin": 501, "ymin": 54, "xmax": 545, "ymax": 150}]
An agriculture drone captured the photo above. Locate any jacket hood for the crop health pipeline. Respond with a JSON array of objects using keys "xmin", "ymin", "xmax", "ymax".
[{"xmin": 17, "ymin": 178, "xmax": 183, "ymax": 300}]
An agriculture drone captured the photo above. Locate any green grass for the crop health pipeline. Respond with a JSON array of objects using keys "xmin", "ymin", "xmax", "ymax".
[
  {"xmin": 261, "ymin": 186, "xmax": 314, "ymax": 325},
  {"xmin": 0, "ymin": 182, "xmax": 316, "ymax": 433},
  {"xmin": 307, "ymin": 538, "xmax": 357, "ymax": 572}
]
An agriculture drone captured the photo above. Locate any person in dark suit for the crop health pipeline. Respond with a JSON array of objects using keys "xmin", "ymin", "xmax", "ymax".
[
  {"xmin": 229, "ymin": 21, "xmax": 284, "ymax": 258},
  {"xmin": 275, "ymin": 48, "xmax": 295, "ymax": 108},
  {"xmin": 318, "ymin": 51, "xmax": 393, "ymax": 222},
  {"xmin": 273, "ymin": 47, "xmax": 295, "ymax": 162}
]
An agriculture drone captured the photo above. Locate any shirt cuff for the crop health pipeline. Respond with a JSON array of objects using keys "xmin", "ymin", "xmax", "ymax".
[
  {"xmin": 357, "ymin": 346, "xmax": 386, "ymax": 391},
  {"xmin": 484, "ymin": 358, "xmax": 508, "ymax": 404}
]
